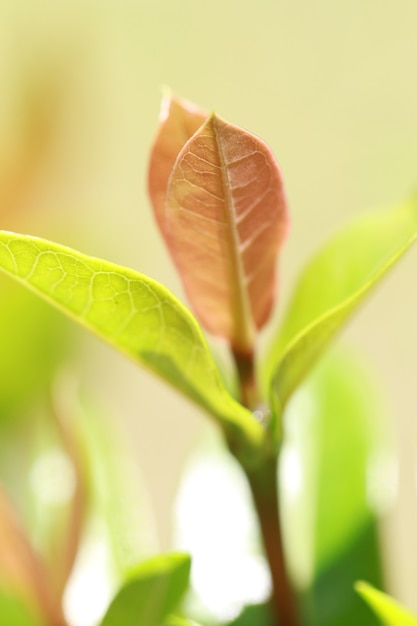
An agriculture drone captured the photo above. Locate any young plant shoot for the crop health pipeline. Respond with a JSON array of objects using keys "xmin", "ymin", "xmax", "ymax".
[{"xmin": 0, "ymin": 94, "xmax": 416, "ymax": 626}]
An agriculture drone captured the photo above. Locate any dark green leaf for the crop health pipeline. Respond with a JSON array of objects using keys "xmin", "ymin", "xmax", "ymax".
[
  {"xmin": 304, "ymin": 522, "xmax": 381, "ymax": 626},
  {"xmin": 280, "ymin": 349, "xmax": 385, "ymax": 625},
  {"xmin": 263, "ymin": 199, "xmax": 417, "ymax": 435},
  {"xmin": 228, "ymin": 603, "xmax": 274, "ymax": 626},
  {"xmin": 100, "ymin": 553, "xmax": 191, "ymax": 626}
]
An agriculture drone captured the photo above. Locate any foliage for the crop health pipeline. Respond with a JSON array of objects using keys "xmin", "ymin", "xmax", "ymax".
[
  {"xmin": 356, "ymin": 582, "xmax": 417, "ymax": 626},
  {"xmin": 100, "ymin": 553, "xmax": 191, "ymax": 626}
]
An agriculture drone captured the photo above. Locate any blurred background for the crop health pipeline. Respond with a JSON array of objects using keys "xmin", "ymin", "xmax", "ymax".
[{"xmin": 1, "ymin": 0, "xmax": 417, "ymax": 624}]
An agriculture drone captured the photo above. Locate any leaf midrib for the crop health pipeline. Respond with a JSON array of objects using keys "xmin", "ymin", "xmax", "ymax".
[{"xmin": 212, "ymin": 115, "xmax": 255, "ymax": 354}]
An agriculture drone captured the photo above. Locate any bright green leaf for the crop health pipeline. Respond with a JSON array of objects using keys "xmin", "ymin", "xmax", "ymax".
[
  {"xmin": 0, "ymin": 231, "xmax": 264, "ymax": 458},
  {"xmin": 280, "ymin": 349, "xmax": 384, "ymax": 625},
  {"xmin": 263, "ymin": 198, "xmax": 417, "ymax": 433},
  {"xmin": 164, "ymin": 616, "xmax": 202, "ymax": 626},
  {"xmin": 355, "ymin": 582, "xmax": 417, "ymax": 626},
  {"xmin": 0, "ymin": 589, "xmax": 43, "ymax": 626},
  {"xmin": 100, "ymin": 553, "xmax": 191, "ymax": 626}
]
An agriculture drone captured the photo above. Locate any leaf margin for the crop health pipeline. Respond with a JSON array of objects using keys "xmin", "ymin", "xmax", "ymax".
[
  {"xmin": 164, "ymin": 111, "xmax": 289, "ymax": 355},
  {"xmin": 0, "ymin": 230, "xmax": 265, "ymax": 462},
  {"xmin": 100, "ymin": 552, "xmax": 191, "ymax": 626},
  {"xmin": 263, "ymin": 198, "xmax": 417, "ymax": 439},
  {"xmin": 355, "ymin": 581, "xmax": 417, "ymax": 625}
]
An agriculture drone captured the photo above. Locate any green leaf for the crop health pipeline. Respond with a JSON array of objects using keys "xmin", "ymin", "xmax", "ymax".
[
  {"xmin": 100, "ymin": 553, "xmax": 191, "ymax": 626},
  {"xmin": 280, "ymin": 349, "xmax": 384, "ymax": 626},
  {"xmin": 306, "ymin": 522, "xmax": 381, "ymax": 626},
  {"xmin": 164, "ymin": 616, "xmax": 202, "ymax": 626},
  {"xmin": 0, "ymin": 231, "xmax": 264, "ymax": 458},
  {"xmin": 355, "ymin": 582, "xmax": 417, "ymax": 626},
  {"xmin": 0, "ymin": 277, "xmax": 66, "ymax": 420},
  {"xmin": 263, "ymin": 198, "xmax": 417, "ymax": 433},
  {"xmin": 228, "ymin": 603, "xmax": 274, "ymax": 626},
  {"xmin": 0, "ymin": 589, "xmax": 43, "ymax": 626}
]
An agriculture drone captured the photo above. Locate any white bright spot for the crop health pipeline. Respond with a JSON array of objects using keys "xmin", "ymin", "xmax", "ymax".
[
  {"xmin": 280, "ymin": 447, "xmax": 302, "ymax": 503},
  {"xmin": 30, "ymin": 449, "xmax": 76, "ymax": 506},
  {"xmin": 279, "ymin": 387, "xmax": 317, "ymax": 590},
  {"xmin": 63, "ymin": 521, "xmax": 113, "ymax": 626},
  {"xmin": 175, "ymin": 449, "xmax": 271, "ymax": 622},
  {"xmin": 279, "ymin": 442, "xmax": 315, "ymax": 590},
  {"xmin": 159, "ymin": 93, "xmax": 171, "ymax": 122},
  {"xmin": 367, "ymin": 449, "xmax": 398, "ymax": 514}
]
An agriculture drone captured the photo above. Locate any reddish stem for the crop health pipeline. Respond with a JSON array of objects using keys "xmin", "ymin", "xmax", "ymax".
[
  {"xmin": 233, "ymin": 349, "xmax": 260, "ymax": 411},
  {"xmin": 231, "ymin": 348, "xmax": 299, "ymax": 626},
  {"xmin": 246, "ymin": 453, "xmax": 299, "ymax": 626}
]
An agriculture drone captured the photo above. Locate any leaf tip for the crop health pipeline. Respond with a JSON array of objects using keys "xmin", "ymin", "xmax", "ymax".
[
  {"xmin": 354, "ymin": 580, "xmax": 368, "ymax": 595},
  {"xmin": 158, "ymin": 86, "xmax": 174, "ymax": 121}
]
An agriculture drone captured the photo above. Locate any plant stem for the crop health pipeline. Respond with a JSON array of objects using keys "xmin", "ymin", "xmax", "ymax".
[
  {"xmin": 245, "ymin": 452, "xmax": 299, "ymax": 626},
  {"xmin": 231, "ymin": 349, "xmax": 299, "ymax": 626},
  {"xmin": 233, "ymin": 349, "xmax": 260, "ymax": 411}
]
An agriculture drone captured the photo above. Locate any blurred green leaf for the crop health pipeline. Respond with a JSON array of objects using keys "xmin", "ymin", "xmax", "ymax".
[
  {"xmin": 164, "ymin": 616, "xmax": 202, "ymax": 626},
  {"xmin": 74, "ymin": 396, "xmax": 157, "ymax": 575},
  {"xmin": 0, "ymin": 231, "xmax": 264, "ymax": 457},
  {"xmin": 280, "ymin": 349, "xmax": 384, "ymax": 625},
  {"xmin": 263, "ymin": 199, "xmax": 417, "ymax": 434},
  {"xmin": 305, "ymin": 522, "xmax": 381, "ymax": 626},
  {"xmin": 100, "ymin": 553, "xmax": 191, "ymax": 626},
  {"xmin": 355, "ymin": 582, "xmax": 417, "ymax": 625},
  {"xmin": 228, "ymin": 603, "xmax": 274, "ymax": 626},
  {"xmin": 0, "ymin": 588, "xmax": 43, "ymax": 626},
  {"xmin": 0, "ymin": 277, "xmax": 65, "ymax": 420}
]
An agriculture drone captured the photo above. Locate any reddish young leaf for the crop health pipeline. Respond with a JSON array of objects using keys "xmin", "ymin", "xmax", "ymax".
[
  {"xmin": 148, "ymin": 94, "xmax": 207, "ymax": 241},
  {"xmin": 165, "ymin": 113, "xmax": 289, "ymax": 355}
]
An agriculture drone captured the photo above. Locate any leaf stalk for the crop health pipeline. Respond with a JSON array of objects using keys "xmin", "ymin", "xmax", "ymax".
[{"xmin": 233, "ymin": 349, "xmax": 260, "ymax": 411}]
